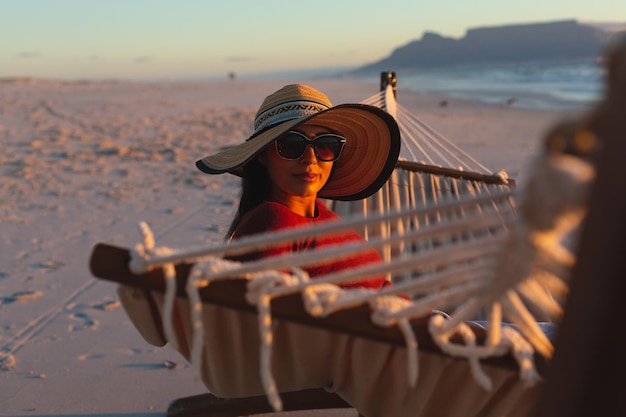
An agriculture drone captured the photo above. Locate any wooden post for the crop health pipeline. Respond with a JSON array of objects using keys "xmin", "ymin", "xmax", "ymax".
[{"xmin": 380, "ymin": 71, "xmax": 397, "ymax": 97}]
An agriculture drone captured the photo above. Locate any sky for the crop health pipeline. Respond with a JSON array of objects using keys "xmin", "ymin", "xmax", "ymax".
[{"xmin": 1, "ymin": 0, "xmax": 624, "ymax": 81}]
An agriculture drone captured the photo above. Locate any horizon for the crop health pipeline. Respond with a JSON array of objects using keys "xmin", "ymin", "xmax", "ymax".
[{"xmin": 1, "ymin": 0, "xmax": 624, "ymax": 81}]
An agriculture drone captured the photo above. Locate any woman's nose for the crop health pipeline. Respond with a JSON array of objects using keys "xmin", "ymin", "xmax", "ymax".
[{"xmin": 299, "ymin": 145, "xmax": 317, "ymax": 163}]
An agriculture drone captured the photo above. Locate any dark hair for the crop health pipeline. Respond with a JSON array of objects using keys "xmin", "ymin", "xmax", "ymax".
[{"xmin": 225, "ymin": 159, "xmax": 271, "ymax": 240}]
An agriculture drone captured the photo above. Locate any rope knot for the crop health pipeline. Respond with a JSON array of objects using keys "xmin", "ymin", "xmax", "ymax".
[{"xmin": 129, "ymin": 221, "xmax": 175, "ymax": 274}]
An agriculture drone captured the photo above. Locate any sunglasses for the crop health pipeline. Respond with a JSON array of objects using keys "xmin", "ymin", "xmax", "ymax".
[{"xmin": 274, "ymin": 131, "xmax": 346, "ymax": 162}]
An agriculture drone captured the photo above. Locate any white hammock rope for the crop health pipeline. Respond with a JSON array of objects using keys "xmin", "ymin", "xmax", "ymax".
[
  {"xmin": 130, "ymin": 191, "xmax": 513, "ymax": 273},
  {"xmin": 186, "ymin": 266, "xmax": 205, "ymax": 380},
  {"xmin": 369, "ymin": 294, "xmax": 419, "ymax": 387},
  {"xmin": 360, "ymin": 89, "xmax": 495, "ymax": 175},
  {"xmin": 396, "ymin": 103, "xmax": 493, "ymax": 173},
  {"xmin": 245, "ymin": 269, "xmax": 305, "ymax": 412},
  {"xmin": 131, "ymin": 222, "xmax": 180, "ymax": 352},
  {"xmin": 429, "ymin": 311, "xmax": 540, "ymax": 390}
]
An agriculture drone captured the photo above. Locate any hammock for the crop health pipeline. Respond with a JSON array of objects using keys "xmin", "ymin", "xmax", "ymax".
[
  {"xmin": 88, "ymin": 62, "xmax": 607, "ymax": 416},
  {"xmin": 91, "ymin": 190, "xmax": 547, "ymax": 417}
]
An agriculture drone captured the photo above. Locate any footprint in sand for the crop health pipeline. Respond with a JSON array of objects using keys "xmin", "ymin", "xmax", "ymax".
[
  {"xmin": 0, "ymin": 290, "xmax": 43, "ymax": 305},
  {"xmin": 67, "ymin": 311, "xmax": 99, "ymax": 332},
  {"xmin": 65, "ymin": 298, "xmax": 119, "ymax": 331},
  {"xmin": 77, "ymin": 353, "xmax": 105, "ymax": 361},
  {"xmin": 93, "ymin": 299, "xmax": 121, "ymax": 311},
  {"xmin": 0, "ymin": 353, "xmax": 16, "ymax": 371},
  {"xmin": 121, "ymin": 359, "xmax": 181, "ymax": 370},
  {"xmin": 31, "ymin": 260, "xmax": 65, "ymax": 272},
  {"xmin": 116, "ymin": 347, "xmax": 145, "ymax": 356}
]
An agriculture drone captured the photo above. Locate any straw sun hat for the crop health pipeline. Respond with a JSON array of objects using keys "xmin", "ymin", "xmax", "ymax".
[{"xmin": 195, "ymin": 84, "xmax": 401, "ymax": 201}]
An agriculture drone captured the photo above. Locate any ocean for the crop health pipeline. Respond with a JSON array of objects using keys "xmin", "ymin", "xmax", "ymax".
[
  {"xmin": 380, "ymin": 58, "xmax": 605, "ymax": 110},
  {"xmin": 247, "ymin": 58, "xmax": 605, "ymax": 111}
]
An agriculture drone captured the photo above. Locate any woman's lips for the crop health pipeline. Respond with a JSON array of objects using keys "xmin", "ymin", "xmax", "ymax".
[{"xmin": 295, "ymin": 172, "xmax": 318, "ymax": 182}]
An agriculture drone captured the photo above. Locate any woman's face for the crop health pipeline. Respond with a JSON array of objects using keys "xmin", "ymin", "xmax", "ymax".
[{"xmin": 259, "ymin": 123, "xmax": 335, "ymax": 202}]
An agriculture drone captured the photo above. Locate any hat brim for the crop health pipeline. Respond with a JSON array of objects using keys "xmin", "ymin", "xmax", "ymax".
[{"xmin": 196, "ymin": 104, "xmax": 400, "ymax": 201}]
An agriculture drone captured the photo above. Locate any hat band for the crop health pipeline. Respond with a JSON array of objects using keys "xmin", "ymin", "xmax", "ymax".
[{"xmin": 254, "ymin": 100, "xmax": 329, "ymax": 132}]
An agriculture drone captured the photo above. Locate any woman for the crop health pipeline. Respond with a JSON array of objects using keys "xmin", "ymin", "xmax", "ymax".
[{"xmin": 196, "ymin": 84, "xmax": 401, "ymax": 289}]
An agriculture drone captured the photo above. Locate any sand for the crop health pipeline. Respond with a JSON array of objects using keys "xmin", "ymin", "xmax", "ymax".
[{"xmin": 0, "ymin": 77, "xmax": 582, "ymax": 416}]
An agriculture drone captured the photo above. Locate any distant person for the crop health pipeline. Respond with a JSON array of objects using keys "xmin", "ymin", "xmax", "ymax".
[
  {"xmin": 506, "ymin": 97, "xmax": 517, "ymax": 107},
  {"xmin": 195, "ymin": 84, "xmax": 401, "ymax": 289}
]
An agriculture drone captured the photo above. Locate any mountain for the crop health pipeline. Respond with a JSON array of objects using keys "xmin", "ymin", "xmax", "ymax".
[{"xmin": 352, "ymin": 20, "xmax": 614, "ymax": 74}]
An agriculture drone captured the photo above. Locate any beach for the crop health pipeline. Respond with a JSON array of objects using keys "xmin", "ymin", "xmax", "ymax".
[{"xmin": 0, "ymin": 78, "xmax": 584, "ymax": 416}]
